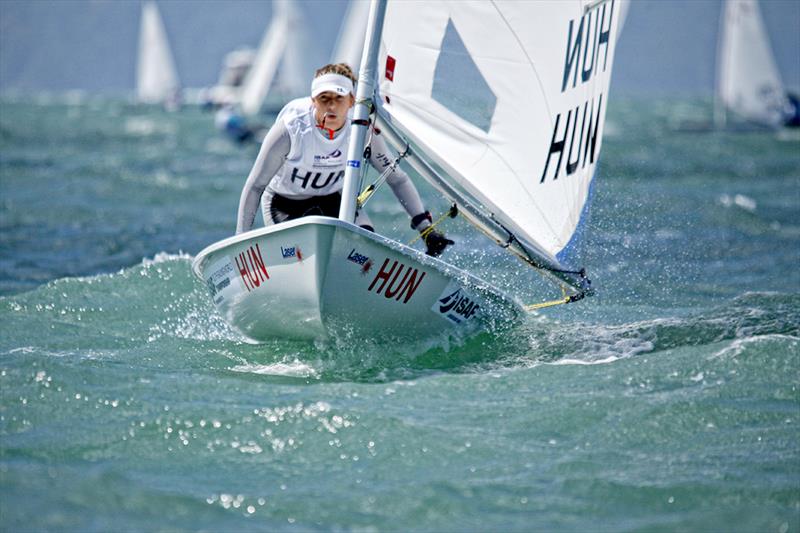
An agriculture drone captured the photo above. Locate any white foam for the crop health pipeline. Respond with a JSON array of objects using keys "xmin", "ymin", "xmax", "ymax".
[
  {"xmin": 712, "ymin": 334, "xmax": 799, "ymax": 358},
  {"xmin": 548, "ymin": 355, "xmax": 622, "ymax": 366},
  {"xmin": 229, "ymin": 360, "xmax": 318, "ymax": 378},
  {"xmin": 141, "ymin": 251, "xmax": 194, "ymax": 266},
  {"xmin": 8, "ymin": 346, "xmax": 37, "ymax": 354},
  {"xmin": 718, "ymin": 193, "xmax": 757, "ymax": 212}
]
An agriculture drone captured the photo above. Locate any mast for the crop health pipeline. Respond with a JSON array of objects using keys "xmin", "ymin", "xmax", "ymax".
[{"xmin": 339, "ymin": 0, "xmax": 387, "ymax": 223}]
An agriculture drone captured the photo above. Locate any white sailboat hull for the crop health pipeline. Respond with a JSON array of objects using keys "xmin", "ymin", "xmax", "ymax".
[{"xmin": 192, "ymin": 217, "xmax": 521, "ymax": 342}]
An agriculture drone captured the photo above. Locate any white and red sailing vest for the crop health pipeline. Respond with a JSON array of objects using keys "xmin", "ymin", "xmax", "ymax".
[{"xmin": 268, "ymin": 97, "xmax": 351, "ymax": 198}]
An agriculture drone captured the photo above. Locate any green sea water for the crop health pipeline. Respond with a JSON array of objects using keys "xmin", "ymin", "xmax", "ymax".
[{"xmin": 1, "ymin": 95, "xmax": 798, "ymax": 531}]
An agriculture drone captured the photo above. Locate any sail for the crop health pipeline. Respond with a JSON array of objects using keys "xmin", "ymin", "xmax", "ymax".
[
  {"xmin": 239, "ymin": 0, "xmax": 317, "ymax": 116},
  {"xmin": 239, "ymin": 0, "xmax": 289, "ymax": 116},
  {"xmin": 136, "ymin": 1, "xmax": 180, "ymax": 105},
  {"xmin": 331, "ymin": 0, "xmax": 372, "ymax": 71},
  {"xmin": 716, "ymin": 0, "xmax": 787, "ymax": 127},
  {"xmin": 377, "ymin": 0, "xmax": 624, "ymax": 261},
  {"xmin": 277, "ymin": 0, "xmax": 316, "ymax": 99}
]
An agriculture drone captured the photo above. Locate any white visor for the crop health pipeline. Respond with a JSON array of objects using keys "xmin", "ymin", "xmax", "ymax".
[{"xmin": 311, "ymin": 73, "xmax": 354, "ymax": 98}]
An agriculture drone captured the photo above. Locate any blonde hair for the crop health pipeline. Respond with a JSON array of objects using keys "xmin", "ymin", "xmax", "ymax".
[{"xmin": 314, "ymin": 63, "xmax": 357, "ymax": 84}]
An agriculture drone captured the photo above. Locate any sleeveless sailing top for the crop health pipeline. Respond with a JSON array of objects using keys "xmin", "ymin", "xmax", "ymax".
[
  {"xmin": 268, "ymin": 97, "xmax": 350, "ymax": 198},
  {"xmin": 236, "ymin": 96, "xmax": 428, "ymax": 234}
]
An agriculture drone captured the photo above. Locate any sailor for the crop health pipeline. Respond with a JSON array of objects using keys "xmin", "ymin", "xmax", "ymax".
[
  {"xmin": 214, "ymin": 104, "xmax": 256, "ymax": 144},
  {"xmin": 235, "ymin": 63, "xmax": 454, "ymax": 257},
  {"xmin": 783, "ymin": 92, "xmax": 800, "ymax": 128}
]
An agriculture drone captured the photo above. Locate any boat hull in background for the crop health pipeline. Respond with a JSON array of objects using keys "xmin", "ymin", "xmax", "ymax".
[{"xmin": 192, "ymin": 217, "xmax": 521, "ymax": 342}]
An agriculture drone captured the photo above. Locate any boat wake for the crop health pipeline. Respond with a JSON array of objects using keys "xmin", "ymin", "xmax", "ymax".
[
  {"xmin": 2, "ymin": 254, "xmax": 797, "ymax": 383},
  {"xmin": 229, "ymin": 359, "xmax": 319, "ymax": 379}
]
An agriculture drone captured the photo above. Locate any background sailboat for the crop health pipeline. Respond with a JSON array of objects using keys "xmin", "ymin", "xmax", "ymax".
[
  {"xmin": 330, "ymin": 0, "xmax": 371, "ymax": 72},
  {"xmin": 715, "ymin": 0, "xmax": 797, "ymax": 128},
  {"xmin": 238, "ymin": 0, "xmax": 288, "ymax": 116},
  {"xmin": 136, "ymin": 0, "xmax": 181, "ymax": 108},
  {"xmin": 208, "ymin": 0, "xmax": 319, "ymax": 143},
  {"xmin": 237, "ymin": 0, "xmax": 317, "ymax": 116},
  {"xmin": 203, "ymin": 48, "xmax": 255, "ymax": 108}
]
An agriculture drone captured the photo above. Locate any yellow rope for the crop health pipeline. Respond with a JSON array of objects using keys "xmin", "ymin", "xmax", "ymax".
[
  {"xmin": 524, "ymin": 285, "xmax": 572, "ymax": 311},
  {"xmin": 356, "ymin": 140, "xmax": 405, "ymax": 209},
  {"xmin": 356, "ymin": 185, "xmax": 374, "ymax": 207},
  {"xmin": 397, "ymin": 204, "xmax": 579, "ymax": 311},
  {"xmin": 407, "ymin": 210, "xmax": 453, "ymax": 245}
]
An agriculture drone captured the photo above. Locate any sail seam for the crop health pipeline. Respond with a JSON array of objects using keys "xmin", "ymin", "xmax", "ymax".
[{"xmin": 489, "ymin": 1, "xmax": 555, "ymax": 130}]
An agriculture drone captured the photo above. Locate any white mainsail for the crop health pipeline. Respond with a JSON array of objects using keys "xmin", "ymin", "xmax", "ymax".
[
  {"xmin": 136, "ymin": 1, "xmax": 180, "ymax": 105},
  {"xmin": 715, "ymin": 0, "xmax": 788, "ymax": 128},
  {"xmin": 331, "ymin": 0, "xmax": 372, "ymax": 71},
  {"xmin": 376, "ymin": 0, "xmax": 624, "ymax": 266}
]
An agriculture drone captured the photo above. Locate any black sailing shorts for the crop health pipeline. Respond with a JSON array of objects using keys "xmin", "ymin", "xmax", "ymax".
[
  {"xmin": 267, "ymin": 192, "xmax": 342, "ymax": 224},
  {"xmin": 267, "ymin": 192, "xmax": 374, "ymax": 232}
]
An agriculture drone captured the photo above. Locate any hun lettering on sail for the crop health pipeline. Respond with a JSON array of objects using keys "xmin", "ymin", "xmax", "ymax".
[{"xmin": 378, "ymin": 0, "xmax": 626, "ymax": 260}]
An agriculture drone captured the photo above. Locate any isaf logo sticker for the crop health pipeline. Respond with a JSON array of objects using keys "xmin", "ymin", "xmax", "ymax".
[
  {"xmin": 313, "ymin": 149, "xmax": 343, "ymax": 168},
  {"xmin": 433, "ymin": 282, "xmax": 480, "ymax": 324}
]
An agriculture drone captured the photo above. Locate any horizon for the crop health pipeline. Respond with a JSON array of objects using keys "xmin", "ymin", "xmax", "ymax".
[{"xmin": 1, "ymin": 0, "xmax": 799, "ymax": 97}]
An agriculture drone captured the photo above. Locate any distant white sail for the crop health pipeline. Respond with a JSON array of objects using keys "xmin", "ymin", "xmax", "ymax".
[
  {"xmin": 378, "ymin": 0, "xmax": 624, "ymax": 261},
  {"xmin": 716, "ymin": 0, "xmax": 788, "ymax": 127},
  {"xmin": 239, "ymin": 2, "xmax": 289, "ymax": 116},
  {"xmin": 277, "ymin": 0, "xmax": 316, "ymax": 98},
  {"xmin": 136, "ymin": 1, "xmax": 180, "ymax": 105},
  {"xmin": 331, "ymin": 0, "xmax": 371, "ymax": 71},
  {"xmin": 239, "ymin": 0, "xmax": 316, "ymax": 116}
]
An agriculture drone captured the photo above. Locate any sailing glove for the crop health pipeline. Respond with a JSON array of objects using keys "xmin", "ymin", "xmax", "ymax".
[
  {"xmin": 412, "ymin": 211, "xmax": 454, "ymax": 257},
  {"xmin": 423, "ymin": 230, "xmax": 454, "ymax": 257}
]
